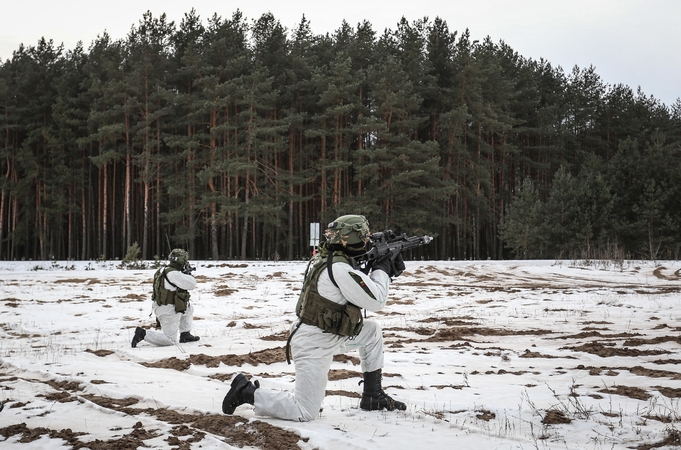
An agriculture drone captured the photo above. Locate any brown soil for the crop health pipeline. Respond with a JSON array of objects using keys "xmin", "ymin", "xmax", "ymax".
[
  {"xmin": 623, "ymin": 336, "xmax": 681, "ymax": 346},
  {"xmin": 326, "ymin": 389, "xmax": 362, "ymax": 398},
  {"xmin": 0, "ymin": 391, "xmax": 308, "ymax": 450},
  {"xmin": 635, "ymin": 429, "xmax": 680, "ymax": 450},
  {"xmin": 141, "ymin": 347, "xmax": 287, "ymax": 371},
  {"xmin": 38, "ymin": 391, "xmax": 76, "ymax": 403},
  {"xmin": 599, "ymin": 385, "xmax": 651, "ymax": 400},
  {"xmin": 541, "ymin": 409, "xmax": 571, "ymax": 424},
  {"xmin": 261, "ymin": 331, "xmax": 289, "ymax": 341},
  {"xmin": 214, "ymin": 286, "xmax": 238, "ymax": 296},
  {"xmin": 653, "ymin": 386, "xmax": 681, "ymax": 398},
  {"xmin": 520, "ymin": 349, "xmax": 576, "ymax": 359},
  {"xmin": 328, "ymin": 369, "xmax": 362, "ymax": 381},
  {"xmin": 476, "ymin": 410, "xmax": 496, "ymax": 421},
  {"xmin": 383, "ymin": 326, "xmax": 553, "ymax": 344},
  {"xmin": 85, "ymin": 349, "xmax": 115, "ymax": 357},
  {"xmin": 333, "ymin": 354, "xmax": 360, "ymax": 365},
  {"xmin": 563, "ymin": 342, "xmax": 670, "ymax": 357},
  {"xmin": 576, "ymin": 364, "xmax": 681, "ymax": 381}
]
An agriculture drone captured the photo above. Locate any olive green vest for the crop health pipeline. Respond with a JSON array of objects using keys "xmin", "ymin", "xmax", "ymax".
[
  {"xmin": 153, "ymin": 266, "xmax": 190, "ymax": 313},
  {"xmin": 295, "ymin": 244, "xmax": 364, "ymax": 337},
  {"xmin": 286, "ymin": 245, "xmax": 365, "ymax": 364}
]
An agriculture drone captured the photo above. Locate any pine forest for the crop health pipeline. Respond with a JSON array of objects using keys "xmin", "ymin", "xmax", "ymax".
[{"xmin": 1, "ymin": 10, "xmax": 680, "ymax": 262}]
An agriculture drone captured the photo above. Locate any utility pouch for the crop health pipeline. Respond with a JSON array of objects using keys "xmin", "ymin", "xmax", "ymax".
[
  {"xmin": 174, "ymin": 289, "xmax": 189, "ymax": 313},
  {"xmin": 315, "ymin": 302, "xmax": 363, "ymax": 337},
  {"xmin": 339, "ymin": 303, "xmax": 364, "ymax": 337},
  {"xmin": 300, "ymin": 290, "xmax": 364, "ymax": 337},
  {"xmin": 319, "ymin": 309, "xmax": 342, "ymax": 333}
]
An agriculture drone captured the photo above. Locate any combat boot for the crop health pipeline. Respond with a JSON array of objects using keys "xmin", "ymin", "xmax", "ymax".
[
  {"xmin": 179, "ymin": 331, "xmax": 200, "ymax": 343},
  {"xmin": 131, "ymin": 327, "xmax": 146, "ymax": 348},
  {"xmin": 360, "ymin": 369, "xmax": 406, "ymax": 411},
  {"xmin": 222, "ymin": 373, "xmax": 259, "ymax": 414}
]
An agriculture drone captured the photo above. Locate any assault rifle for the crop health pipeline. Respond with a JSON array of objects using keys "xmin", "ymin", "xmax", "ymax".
[{"xmin": 353, "ymin": 230, "xmax": 432, "ymax": 276}]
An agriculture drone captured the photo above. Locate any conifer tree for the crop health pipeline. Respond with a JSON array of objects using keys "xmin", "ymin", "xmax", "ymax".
[
  {"xmin": 126, "ymin": 11, "xmax": 175, "ymax": 258},
  {"xmin": 84, "ymin": 33, "xmax": 127, "ymax": 259}
]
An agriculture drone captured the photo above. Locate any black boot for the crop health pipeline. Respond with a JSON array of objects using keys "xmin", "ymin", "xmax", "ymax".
[
  {"xmin": 180, "ymin": 331, "xmax": 200, "ymax": 343},
  {"xmin": 131, "ymin": 327, "xmax": 146, "ymax": 348},
  {"xmin": 360, "ymin": 369, "xmax": 406, "ymax": 411},
  {"xmin": 222, "ymin": 373, "xmax": 259, "ymax": 415}
]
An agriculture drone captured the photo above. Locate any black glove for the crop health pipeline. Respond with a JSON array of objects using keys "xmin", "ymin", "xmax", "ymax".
[
  {"xmin": 372, "ymin": 254, "xmax": 391, "ymax": 275},
  {"xmin": 391, "ymin": 253, "xmax": 405, "ymax": 278}
]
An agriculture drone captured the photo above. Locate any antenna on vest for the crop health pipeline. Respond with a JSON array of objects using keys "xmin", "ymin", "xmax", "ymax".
[{"xmin": 165, "ymin": 230, "xmax": 172, "ymax": 258}]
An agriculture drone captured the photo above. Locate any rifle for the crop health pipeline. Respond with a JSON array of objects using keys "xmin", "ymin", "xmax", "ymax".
[{"xmin": 352, "ymin": 230, "xmax": 432, "ymax": 276}]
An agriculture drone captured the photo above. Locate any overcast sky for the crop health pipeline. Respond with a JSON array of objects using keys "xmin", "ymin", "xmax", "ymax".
[{"xmin": 2, "ymin": 0, "xmax": 679, "ymax": 106}]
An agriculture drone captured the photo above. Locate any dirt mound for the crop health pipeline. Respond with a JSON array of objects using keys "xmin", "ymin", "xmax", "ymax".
[
  {"xmin": 599, "ymin": 385, "xmax": 651, "ymax": 400},
  {"xmin": 563, "ymin": 342, "xmax": 669, "ymax": 357},
  {"xmin": 141, "ymin": 347, "xmax": 287, "ymax": 371},
  {"xmin": 542, "ymin": 409, "xmax": 571, "ymax": 424}
]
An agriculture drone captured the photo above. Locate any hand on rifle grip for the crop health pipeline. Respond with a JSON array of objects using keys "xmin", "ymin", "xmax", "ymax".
[
  {"xmin": 391, "ymin": 253, "xmax": 405, "ymax": 278},
  {"xmin": 372, "ymin": 253, "xmax": 391, "ymax": 275}
]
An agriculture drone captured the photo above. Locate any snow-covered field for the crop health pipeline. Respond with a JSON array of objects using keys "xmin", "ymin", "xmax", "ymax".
[{"xmin": 1, "ymin": 259, "xmax": 680, "ymax": 449}]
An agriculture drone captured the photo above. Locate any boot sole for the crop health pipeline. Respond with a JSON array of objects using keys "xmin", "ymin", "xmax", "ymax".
[{"xmin": 360, "ymin": 397, "xmax": 407, "ymax": 411}]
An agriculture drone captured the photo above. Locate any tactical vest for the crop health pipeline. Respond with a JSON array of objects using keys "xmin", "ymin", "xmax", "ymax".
[
  {"xmin": 153, "ymin": 266, "xmax": 190, "ymax": 313},
  {"xmin": 300, "ymin": 249, "xmax": 364, "ymax": 328},
  {"xmin": 286, "ymin": 246, "xmax": 365, "ymax": 364}
]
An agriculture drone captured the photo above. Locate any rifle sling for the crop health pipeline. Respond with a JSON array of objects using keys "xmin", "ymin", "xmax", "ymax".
[
  {"xmin": 327, "ymin": 251, "xmax": 338, "ymax": 288},
  {"xmin": 164, "ymin": 269, "xmax": 180, "ymax": 290}
]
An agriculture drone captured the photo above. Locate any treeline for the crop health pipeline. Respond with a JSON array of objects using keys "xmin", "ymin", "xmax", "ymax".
[{"xmin": 1, "ymin": 10, "xmax": 680, "ymax": 262}]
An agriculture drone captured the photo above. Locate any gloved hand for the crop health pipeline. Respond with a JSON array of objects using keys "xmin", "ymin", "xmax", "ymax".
[
  {"xmin": 391, "ymin": 253, "xmax": 405, "ymax": 278},
  {"xmin": 372, "ymin": 254, "xmax": 391, "ymax": 275}
]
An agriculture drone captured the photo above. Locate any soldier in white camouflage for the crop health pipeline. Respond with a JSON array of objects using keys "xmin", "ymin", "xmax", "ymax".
[
  {"xmin": 131, "ymin": 248, "xmax": 200, "ymax": 347},
  {"xmin": 221, "ymin": 215, "xmax": 407, "ymax": 421}
]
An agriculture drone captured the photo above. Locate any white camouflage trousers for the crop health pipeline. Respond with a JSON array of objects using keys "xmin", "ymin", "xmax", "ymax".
[
  {"xmin": 254, "ymin": 319, "xmax": 384, "ymax": 421},
  {"xmin": 143, "ymin": 302, "xmax": 194, "ymax": 346}
]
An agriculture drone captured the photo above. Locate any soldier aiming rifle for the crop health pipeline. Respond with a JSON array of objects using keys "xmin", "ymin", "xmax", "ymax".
[
  {"xmin": 221, "ymin": 214, "xmax": 432, "ymax": 421},
  {"xmin": 131, "ymin": 248, "xmax": 200, "ymax": 347}
]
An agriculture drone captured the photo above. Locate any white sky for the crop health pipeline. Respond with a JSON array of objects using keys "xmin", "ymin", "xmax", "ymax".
[{"xmin": 1, "ymin": 0, "xmax": 679, "ymax": 106}]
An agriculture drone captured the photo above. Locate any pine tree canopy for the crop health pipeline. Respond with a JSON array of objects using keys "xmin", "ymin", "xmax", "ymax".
[{"xmin": 1, "ymin": 11, "xmax": 680, "ymax": 261}]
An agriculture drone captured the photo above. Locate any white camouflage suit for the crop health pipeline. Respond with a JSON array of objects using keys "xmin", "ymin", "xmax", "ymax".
[
  {"xmin": 143, "ymin": 270, "xmax": 198, "ymax": 346},
  {"xmin": 253, "ymin": 260, "xmax": 391, "ymax": 421}
]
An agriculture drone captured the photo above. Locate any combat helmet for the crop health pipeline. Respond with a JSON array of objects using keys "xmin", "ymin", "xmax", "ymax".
[
  {"xmin": 324, "ymin": 215, "xmax": 370, "ymax": 248},
  {"xmin": 168, "ymin": 248, "xmax": 189, "ymax": 268}
]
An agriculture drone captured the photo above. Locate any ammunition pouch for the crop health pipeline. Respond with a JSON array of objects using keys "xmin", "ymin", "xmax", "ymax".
[
  {"xmin": 174, "ymin": 289, "xmax": 189, "ymax": 313},
  {"xmin": 286, "ymin": 248, "xmax": 363, "ymax": 364},
  {"xmin": 299, "ymin": 291, "xmax": 363, "ymax": 337}
]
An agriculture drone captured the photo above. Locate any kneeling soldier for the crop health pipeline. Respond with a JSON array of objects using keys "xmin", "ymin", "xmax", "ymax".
[
  {"xmin": 221, "ymin": 215, "xmax": 406, "ymax": 421},
  {"xmin": 131, "ymin": 248, "xmax": 200, "ymax": 347}
]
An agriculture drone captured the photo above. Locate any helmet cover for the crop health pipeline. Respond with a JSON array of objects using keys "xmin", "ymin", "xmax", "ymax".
[
  {"xmin": 168, "ymin": 248, "xmax": 189, "ymax": 267},
  {"xmin": 324, "ymin": 215, "xmax": 370, "ymax": 247}
]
